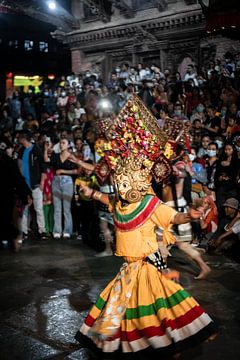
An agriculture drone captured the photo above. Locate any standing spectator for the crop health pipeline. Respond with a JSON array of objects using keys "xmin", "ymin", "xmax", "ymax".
[
  {"xmin": 74, "ymin": 161, "xmax": 100, "ymax": 247},
  {"xmin": 9, "ymin": 93, "xmax": 21, "ymax": 125},
  {"xmin": 0, "ymin": 109, "xmax": 13, "ymax": 131},
  {"xmin": 18, "ymin": 131, "xmax": 47, "ymax": 239},
  {"xmin": 74, "ymin": 101, "xmax": 85, "ymax": 120},
  {"xmin": 0, "ymin": 141, "xmax": 31, "ymax": 251},
  {"xmin": 44, "ymin": 138, "xmax": 78, "ymax": 239},
  {"xmin": 184, "ymin": 64, "xmax": 198, "ymax": 86}
]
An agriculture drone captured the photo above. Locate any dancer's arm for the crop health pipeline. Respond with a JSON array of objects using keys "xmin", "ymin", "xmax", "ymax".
[
  {"xmin": 68, "ymin": 154, "xmax": 96, "ymax": 172},
  {"xmin": 172, "ymin": 207, "xmax": 204, "ymax": 225},
  {"xmin": 80, "ymin": 184, "xmax": 110, "ymax": 205}
]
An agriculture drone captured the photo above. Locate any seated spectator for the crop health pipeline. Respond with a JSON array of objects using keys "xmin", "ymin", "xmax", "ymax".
[
  {"xmin": 197, "ymin": 135, "xmax": 211, "ymax": 158},
  {"xmin": 200, "ymin": 196, "xmax": 218, "ymax": 236},
  {"xmin": 190, "ymin": 103, "xmax": 205, "ymax": 124},
  {"xmin": 209, "ymin": 198, "xmax": 240, "ymax": 252},
  {"xmin": 204, "ymin": 141, "xmax": 218, "ymax": 197},
  {"xmin": 202, "ymin": 105, "xmax": 220, "ymax": 137},
  {"xmin": 74, "ymin": 101, "xmax": 85, "ymax": 119},
  {"xmin": 215, "ymin": 142, "xmax": 239, "ymax": 214},
  {"xmin": 190, "ymin": 119, "xmax": 204, "ymax": 148}
]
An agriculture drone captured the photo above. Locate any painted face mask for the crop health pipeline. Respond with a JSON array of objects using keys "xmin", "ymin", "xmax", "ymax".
[{"xmin": 115, "ymin": 174, "xmax": 133, "ymax": 201}]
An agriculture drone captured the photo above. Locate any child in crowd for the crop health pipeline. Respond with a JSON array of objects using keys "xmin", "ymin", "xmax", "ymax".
[{"xmin": 75, "ymin": 161, "xmax": 100, "ymax": 248}]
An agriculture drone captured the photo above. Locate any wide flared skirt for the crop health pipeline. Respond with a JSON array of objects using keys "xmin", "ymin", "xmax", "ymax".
[{"xmin": 76, "ymin": 261, "xmax": 215, "ymax": 358}]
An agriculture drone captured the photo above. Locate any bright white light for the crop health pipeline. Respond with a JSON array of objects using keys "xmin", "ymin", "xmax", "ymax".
[
  {"xmin": 99, "ymin": 99, "xmax": 112, "ymax": 110},
  {"xmin": 48, "ymin": 1, "xmax": 56, "ymax": 10}
]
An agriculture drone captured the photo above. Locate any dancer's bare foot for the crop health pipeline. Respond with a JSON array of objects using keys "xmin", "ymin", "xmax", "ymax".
[
  {"xmin": 95, "ymin": 250, "xmax": 112, "ymax": 257},
  {"xmin": 194, "ymin": 265, "xmax": 211, "ymax": 280}
]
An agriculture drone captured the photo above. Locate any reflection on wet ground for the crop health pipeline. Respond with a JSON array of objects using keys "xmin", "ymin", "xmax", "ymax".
[{"xmin": 0, "ymin": 237, "xmax": 240, "ymax": 359}]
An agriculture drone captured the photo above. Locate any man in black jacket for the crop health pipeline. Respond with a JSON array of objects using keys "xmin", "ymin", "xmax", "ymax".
[
  {"xmin": 0, "ymin": 142, "xmax": 31, "ymax": 247},
  {"xmin": 18, "ymin": 131, "xmax": 47, "ymax": 239}
]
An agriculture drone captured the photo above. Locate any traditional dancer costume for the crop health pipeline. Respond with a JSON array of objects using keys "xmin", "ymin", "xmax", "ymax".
[{"xmin": 75, "ymin": 96, "xmax": 216, "ymax": 358}]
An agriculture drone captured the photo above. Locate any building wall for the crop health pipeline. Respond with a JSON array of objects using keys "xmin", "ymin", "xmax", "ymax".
[{"xmin": 63, "ymin": 1, "xmax": 204, "ymax": 80}]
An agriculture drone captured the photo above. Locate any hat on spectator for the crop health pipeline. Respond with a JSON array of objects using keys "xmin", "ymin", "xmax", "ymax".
[{"xmin": 223, "ymin": 198, "xmax": 239, "ymax": 210}]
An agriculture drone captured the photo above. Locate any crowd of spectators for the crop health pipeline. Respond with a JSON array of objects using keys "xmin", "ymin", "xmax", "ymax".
[{"xmin": 0, "ymin": 52, "xmax": 240, "ymax": 261}]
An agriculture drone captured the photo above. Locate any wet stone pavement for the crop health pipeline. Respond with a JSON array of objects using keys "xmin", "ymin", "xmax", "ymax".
[{"xmin": 0, "ymin": 237, "xmax": 240, "ymax": 360}]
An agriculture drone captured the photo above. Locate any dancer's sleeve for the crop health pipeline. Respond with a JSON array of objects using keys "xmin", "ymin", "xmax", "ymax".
[{"xmin": 151, "ymin": 204, "xmax": 177, "ymax": 246}]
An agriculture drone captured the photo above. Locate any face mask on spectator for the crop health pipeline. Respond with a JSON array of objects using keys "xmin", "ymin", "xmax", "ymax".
[
  {"xmin": 198, "ymin": 80, "xmax": 204, "ymax": 85},
  {"xmin": 221, "ymin": 110, "xmax": 226, "ymax": 117},
  {"xmin": 44, "ymin": 91, "xmax": 49, "ymax": 97},
  {"xmin": 189, "ymin": 154, "xmax": 196, "ymax": 162},
  {"xmin": 61, "ymin": 92, "xmax": 66, "ymax": 97},
  {"xmin": 207, "ymin": 150, "xmax": 217, "ymax": 157},
  {"xmin": 196, "ymin": 105, "xmax": 204, "ymax": 113},
  {"xmin": 53, "ymin": 92, "xmax": 58, "ymax": 97},
  {"xmin": 215, "ymin": 140, "xmax": 223, "ymax": 149},
  {"xmin": 174, "ymin": 110, "xmax": 181, "ymax": 116}
]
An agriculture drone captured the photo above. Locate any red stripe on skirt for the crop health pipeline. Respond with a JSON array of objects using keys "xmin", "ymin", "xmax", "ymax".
[{"xmin": 84, "ymin": 305, "xmax": 205, "ymax": 342}]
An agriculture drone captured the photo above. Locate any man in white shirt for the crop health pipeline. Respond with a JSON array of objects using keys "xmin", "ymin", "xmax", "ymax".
[{"xmin": 184, "ymin": 64, "xmax": 198, "ymax": 86}]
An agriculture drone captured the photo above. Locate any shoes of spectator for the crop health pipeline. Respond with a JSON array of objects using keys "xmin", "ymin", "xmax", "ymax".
[
  {"xmin": 23, "ymin": 233, "xmax": 28, "ymax": 241},
  {"xmin": 53, "ymin": 233, "xmax": 61, "ymax": 239},
  {"xmin": 40, "ymin": 232, "xmax": 49, "ymax": 240},
  {"xmin": 95, "ymin": 250, "xmax": 113, "ymax": 257},
  {"xmin": 77, "ymin": 234, "xmax": 82, "ymax": 240},
  {"xmin": 1, "ymin": 240, "xmax": 8, "ymax": 248},
  {"xmin": 63, "ymin": 233, "xmax": 71, "ymax": 239}
]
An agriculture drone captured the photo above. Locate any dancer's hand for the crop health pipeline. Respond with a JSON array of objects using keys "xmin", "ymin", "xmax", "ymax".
[{"xmin": 188, "ymin": 207, "xmax": 204, "ymax": 219}]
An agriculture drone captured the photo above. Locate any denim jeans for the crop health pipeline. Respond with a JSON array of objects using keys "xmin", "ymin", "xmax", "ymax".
[
  {"xmin": 52, "ymin": 176, "xmax": 74, "ymax": 235},
  {"xmin": 21, "ymin": 187, "xmax": 46, "ymax": 234}
]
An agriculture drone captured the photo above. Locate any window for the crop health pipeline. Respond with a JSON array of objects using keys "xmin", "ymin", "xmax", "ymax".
[
  {"xmin": 39, "ymin": 41, "xmax": 48, "ymax": 53},
  {"xmin": 24, "ymin": 40, "xmax": 34, "ymax": 51},
  {"xmin": 9, "ymin": 40, "xmax": 18, "ymax": 48}
]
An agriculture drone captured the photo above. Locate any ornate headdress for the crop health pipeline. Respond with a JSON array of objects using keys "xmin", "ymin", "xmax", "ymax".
[
  {"xmin": 163, "ymin": 117, "xmax": 192, "ymax": 160},
  {"xmin": 95, "ymin": 94, "xmax": 172, "ymax": 190}
]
